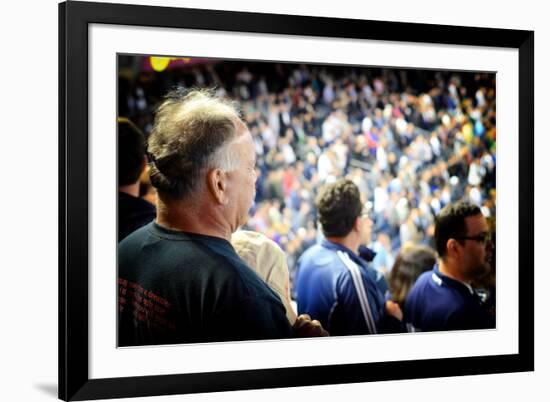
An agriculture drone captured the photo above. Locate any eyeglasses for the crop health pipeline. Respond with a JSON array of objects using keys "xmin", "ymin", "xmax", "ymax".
[
  {"xmin": 359, "ymin": 210, "xmax": 372, "ymax": 220},
  {"xmin": 359, "ymin": 203, "xmax": 373, "ymax": 219},
  {"xmin": 455, "ymin": 233, "xmax": 492, "ymax": 245}
]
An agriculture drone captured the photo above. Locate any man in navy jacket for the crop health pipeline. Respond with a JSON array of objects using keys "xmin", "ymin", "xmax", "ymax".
[{"xmin": 295, "ymin": 179, "xmax": 402, "ymax": 335}]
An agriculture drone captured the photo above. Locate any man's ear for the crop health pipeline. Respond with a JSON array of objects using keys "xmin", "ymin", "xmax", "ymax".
[
  {"xmin": 207, "ymin": 168, "xmax": 228, "ymax": 205},
  {"xmin": 140, "ymin": 155, "xmax": 148, "ymax": 174},
  {"xmin": 446, "ymin": 238, "xmax": 459, "ymax": 257},
  {"xmin": 352, "ymin": 216, "xmax": 361, "ymax": 232}
]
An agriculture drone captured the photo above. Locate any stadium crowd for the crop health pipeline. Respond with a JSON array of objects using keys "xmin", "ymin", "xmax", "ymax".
[{"xmin": 118, "ymin": 57, "xmax": 496, "ymax": 340}]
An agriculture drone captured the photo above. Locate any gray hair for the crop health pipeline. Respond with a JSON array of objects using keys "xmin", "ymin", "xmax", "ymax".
[{"xmin": 147, "ymin": 88, "xmax": 244, "ymax": 200}]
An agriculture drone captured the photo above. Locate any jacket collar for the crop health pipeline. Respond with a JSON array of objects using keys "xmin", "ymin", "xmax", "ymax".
[
  {"xmin": 432, "ymin": 264, "xmax": 474, "ymax": 295},
  {"xmin": 321, "ymin": 239, "xmax": 368, "ymax": 269}
]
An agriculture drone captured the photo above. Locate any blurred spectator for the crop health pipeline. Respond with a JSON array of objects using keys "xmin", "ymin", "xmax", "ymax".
[
  {"xmin": 231, "ymin": 230, "xmax": 298, "ymax": 324},
  {"xmin": 387, "ymin": 244, "xmax": 437, "ymax": 310},
  {"xmin": 295, "ymin": 179, "xmax": 401, "ymax": 335},
  {"xmin": 117, "ymin": 117, "xmax": 156, "ymax": 242},
  {"xmin": 370, "ymin": 233, "xmax": 395, "ymax": 275}
]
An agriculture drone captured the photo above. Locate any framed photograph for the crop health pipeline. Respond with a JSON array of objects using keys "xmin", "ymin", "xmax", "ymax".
[{"xmin": 59, "ymin": 0, "xmax": 534, "ymax": 400}]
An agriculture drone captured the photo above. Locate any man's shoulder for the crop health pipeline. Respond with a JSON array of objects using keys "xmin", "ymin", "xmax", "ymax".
[
  {"xmin": 301, "ymin": 242, "xmax": 324, "ymax": 256},
  {"xmin": 196, "ymin": 243, "xmax": 281, "ymax": 302},
  {"xmin": 119, "ymin": 221, "xmax": 155, "ymax": 250},
  {"xmin": 225, "ymin": 258, "xmax": 274, "ymax": 295},
  {"xmin": 300, "ymin": 242, "xmax": 340, "ymax": 264},
  {"xmin": 406, "ymin": 270, "xmax": 441, "ymax": 306},
  {"xmin": 120, "ymin": 230, "xmax": 276, "ymax": 303},
  {"xmin": 416, "ymin": 267, "xmax": 444, "ymax": 288},
  {"xmin": 118, "ymin": 223, "xmax": 182, "ymax": 252},
  {"xmin": 406, "ymin": 271, "xmax": 467, "ymax": 316},
  {"xmin": 410, "ymin": 270, "xmax": 471, "ymax": 305},
  {"xmin": 119, "ymin": 227, "xmax": 229, "ymax": 277},
  {"xmin": 210, "ymin": 255, "xmax": 288, "ymax": 321}
]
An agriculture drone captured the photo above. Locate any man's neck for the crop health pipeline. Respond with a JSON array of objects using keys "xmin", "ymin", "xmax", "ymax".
[
  {"xmin": 325, "ymin": 235, "xmax": 359, "ymax": 254},
  {"xmin": 156, "ymin": 198, "xmax": 233, "ymax": 241},
  {"xmin": 119, "ymin": 183, "xmax": 140, "ymax": 197},
  {"xmin": 439, "ymin": 259, "xmax": 469, "ymax": 284}
]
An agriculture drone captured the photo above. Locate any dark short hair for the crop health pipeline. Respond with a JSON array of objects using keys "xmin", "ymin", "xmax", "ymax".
[
  {"xmin": 315, "ymin": 179, "xmax": 362, "ymax": 237},
  {"xmin": 147, "ymin": 88, "xmax": 243, "ymax": 200},
  {"xmin": 118, "ymin": 117, "xmax": 146, "ymax": 186},
  {"xmin": 388, "ymin": 245, "xmax": 437, "ymax": 309},
  {"xmin": 434, "ymin": 201, "xmax": 482, "ymax": 258}
]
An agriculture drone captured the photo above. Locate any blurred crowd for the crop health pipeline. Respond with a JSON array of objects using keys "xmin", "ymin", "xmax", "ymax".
[{"xmin": 119, "ymin": 57, "xmax": 496, "ymax": 297}]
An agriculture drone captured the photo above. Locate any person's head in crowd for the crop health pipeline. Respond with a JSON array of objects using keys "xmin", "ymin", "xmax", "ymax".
[
  {"xmin": 388, "ymin": 244, "xmax": 437, "ymax": 309},
  {"xmin": 118, "ymin": 117, "xmax": 147, "ymax": 196},
  {"xmin": 231, "ymin": 230, "xmax": 297, "ymax": 324},
  {"xmin": 315, "ymin": 179, "xmax": 372, "ymax": 252},
  {"xmin": 117, "ymin": 117, "xmax": 157, "ymax": 242},
  {"xmin": 434, "ymin": 201, "xmax": 493, "ymax": 283},
  {"xmin": 147, "ymin": 88, "xmax": 257, "ymax": 239}
]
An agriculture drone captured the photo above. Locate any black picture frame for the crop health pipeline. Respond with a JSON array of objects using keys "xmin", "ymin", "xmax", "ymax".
[{"xmin": 59, "ymin": 1, "xmax": 534, "ymax": 400}]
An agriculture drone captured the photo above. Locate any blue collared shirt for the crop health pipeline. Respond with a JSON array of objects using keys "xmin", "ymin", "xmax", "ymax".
[{"xmin": 404, "ymin": 265, "xmax": 495, "ymax": 332}]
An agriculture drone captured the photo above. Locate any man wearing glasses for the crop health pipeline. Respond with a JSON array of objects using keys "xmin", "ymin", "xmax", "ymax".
[{"xmin": 404, "ymin": 201, "xmax": 495, "ymax": 332}]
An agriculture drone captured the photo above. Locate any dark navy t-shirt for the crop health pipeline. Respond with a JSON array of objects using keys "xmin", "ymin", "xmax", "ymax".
[
  {"xmin": 404, "ymin": 265, "xmax": 495, "ymax": 332},
  {"xmin": 118, "ymin": 222, "xmax": 293, "ymax": 346}
]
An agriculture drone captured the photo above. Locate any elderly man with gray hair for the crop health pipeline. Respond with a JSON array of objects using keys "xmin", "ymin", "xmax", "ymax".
[{"xmin": 118, "ymin": 89, "xmax": 325, "ymax": 346}]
